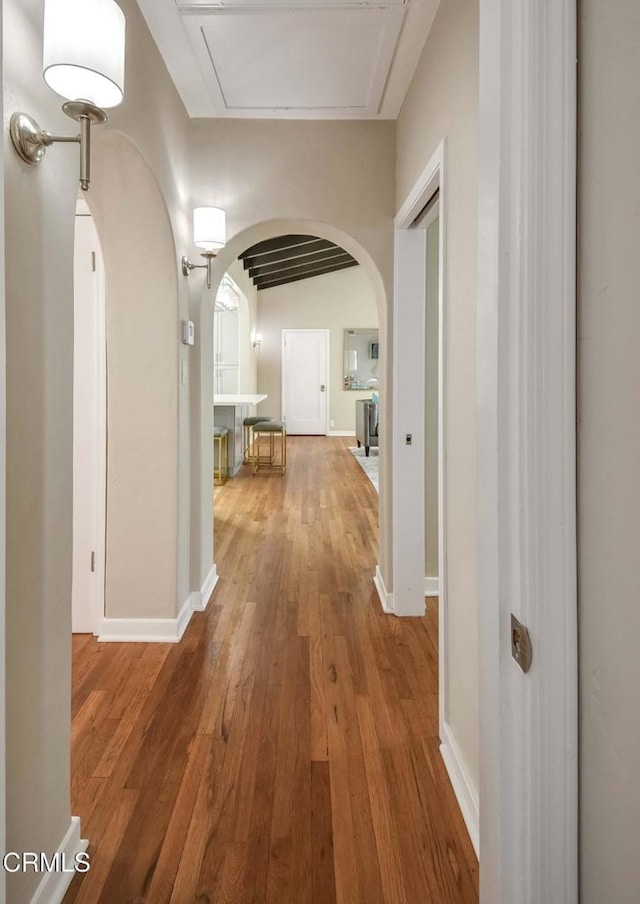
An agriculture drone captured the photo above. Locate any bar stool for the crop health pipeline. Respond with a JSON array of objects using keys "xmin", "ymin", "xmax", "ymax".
[
  {"xmin": 252, "ymin": 421, "xmax": 287, "ymax": 476},
  {"xmin": 243, "ymin": 415, "xmax": 272, "ymax": 464},
  {"xmin": 213, "ymin": 425, "xmax": 229, "ymax": 485}
]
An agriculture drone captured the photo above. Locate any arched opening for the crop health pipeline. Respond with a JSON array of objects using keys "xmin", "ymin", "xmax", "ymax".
[
  {"xmin": 191, "ymin": 219, "xmax": 389, "ymax": 600},
  {"xmin": 77, "ymin": 131, "xmax": 181, "ymax": 631}
]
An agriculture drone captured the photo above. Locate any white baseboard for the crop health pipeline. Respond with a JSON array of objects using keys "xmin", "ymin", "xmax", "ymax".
[
  {"xmin": 374, "ymin": 564, "xmax": 394, "ymax": 614},
  {"xmin": 192, "ymin": 564, "xmax": 219, "ymax": 612},
  {"xmin": 424, "ymin": 576, "xmax": 439, "ymax": 597},
  {"xmin": 30, "ymin": 816, "xmax": 88, "ymax": 904},
  {"xmin": 98, "ymin": 566, "xmax": 220, "ymax": 642},
  {"xmin": 439, "ymin": 721, "xmax": 480, "ymax": 858},
  {"xmin": 328, "ymin": 430, "xmax": 356, "ymax": 437}
]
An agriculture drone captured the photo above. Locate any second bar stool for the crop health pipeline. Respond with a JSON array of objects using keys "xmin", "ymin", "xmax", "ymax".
[
  {"xmin": 243, "ymin": 415, "xmax": 272, "ymax": 464},
  {"xmin": 252, "ymin": 421, "xmax": 287, "ymax": 476}
]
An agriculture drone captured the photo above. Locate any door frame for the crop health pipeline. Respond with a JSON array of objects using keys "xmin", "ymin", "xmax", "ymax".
[
  {"xmin": 391, "ymin": 140, "xmax": 448, "ymax": 623},
  {"xmin": 477, "ymin": 0, "xmax": 578, "ymax": 901},
  {"xmin": 0, "ymin": 5, "xmax": 6, "ymax": 898},
  {"xmin": 73, "ymin": 201, "xmax": 107, "ymax": 635},
  {"xmin": 392, "ymin": 143, "xmax": 467, "ymax": 843},
  {"xmin": 281, "ymin": 328, "xmax": 330, "ymax": 435}
]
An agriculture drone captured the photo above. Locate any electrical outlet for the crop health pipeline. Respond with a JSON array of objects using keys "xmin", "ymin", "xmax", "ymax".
[{"xmin": 330, "ymin": 419, "xmax": 335, "ymax": 428}]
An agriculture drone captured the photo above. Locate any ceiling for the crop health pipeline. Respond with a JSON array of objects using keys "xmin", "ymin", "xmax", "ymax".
[
  {"xmin": 135, "ymin": 0, "xmax": 441, "ymax": 119},
  {"xmin": 239, "ymin": 234, "xmax": 358, "ymax": 289}
]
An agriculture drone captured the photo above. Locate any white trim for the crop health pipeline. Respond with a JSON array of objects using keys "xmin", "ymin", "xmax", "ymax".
[
  {"xmin": 328, "ymin": 430, "xmax": 356, "ymax": 437},
  {"xmin": 373, "ymin": 564, "xmax": 394, "ymax": 615},
  {"xmin": 392, "ymin": 142, "xmax": 447, "ymax": 624},
  {"xmin": 29, "ymin": 817, "xmax": 88, "ymax": 904},
  {"xmin": 477, "ymin": 0, "xmax": 577, "ymax": 901},
  {"xmin": 98, "ymin": 567, "xmax": 220, "ymax": 642},
  {"xmin": 71, "ymin": 208, "xmax": 106, "ymax": 636},
  {"xmin": 191, "ymin": 563, "xmax": 219, "ymax": 612},
  {"xmin": 0, "ymin": 10, "xmax": 6, "ymax": 898},
  {"xmin": 440, "ymin": 722, "xmax": 480, "ymax": 858},
  {"xmin": 424, "ymin": 576, "xmax": 439, "ymax": 597},
  {"xmin": 98, "ymin": 597, "xmax": 193, "ymax": 643}
]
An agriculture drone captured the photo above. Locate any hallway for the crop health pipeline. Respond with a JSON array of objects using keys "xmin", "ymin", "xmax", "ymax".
[{"xmin": 66, "ymin": 437, "xmax": 478, "ymax": 903}]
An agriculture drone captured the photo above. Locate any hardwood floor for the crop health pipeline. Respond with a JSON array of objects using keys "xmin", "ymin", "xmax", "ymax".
[{"xmin": 66, "ymin": 436, "xmax": 478, "ymax": 904}]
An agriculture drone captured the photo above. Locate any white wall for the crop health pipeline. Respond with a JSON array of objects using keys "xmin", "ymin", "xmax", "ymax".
[
  {"xmin": 578, "ymin": 2, "xmax": 640, "ymax": 899},
  {"xmin": 256, "ymin": 266, "xmax": 378, "ymax": 432},
  {"xmin": 396, "ymin": 0, "xmax": 480, "ymax": 789}
]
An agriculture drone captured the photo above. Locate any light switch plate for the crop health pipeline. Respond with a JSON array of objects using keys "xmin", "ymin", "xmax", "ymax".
[{"xmin": 181, "ymin": 320, "xmax": 195, "ymax": 346}]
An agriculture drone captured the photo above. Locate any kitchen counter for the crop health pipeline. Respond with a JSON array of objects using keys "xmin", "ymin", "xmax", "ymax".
[
  {"xmin": 214, "ymin": 394, "xmax": 267, "ymax": 406},
  {"xmin": 213, "ymin": 394, "xmax": 269, "ymax": 476}
]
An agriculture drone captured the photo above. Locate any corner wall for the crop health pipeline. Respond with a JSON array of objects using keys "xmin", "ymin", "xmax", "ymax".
[
  {"xmin": 3, "ymin": 0, "xmax": 190, "ymax": 898},
  {"xmin": 578, "ymin": 2, "xmax": 640, "ymax": 899},
  {"xmin": 396, "ymin": 0, "xmax": 480, "ymax": 792}
]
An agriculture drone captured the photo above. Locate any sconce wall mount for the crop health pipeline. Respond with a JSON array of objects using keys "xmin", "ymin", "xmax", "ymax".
[
  {"xmin": 10, "ymin": 101, "xmax": 107, "ymax": 191},
  {"xmin": 181, "ymin": 251, "xmax": 217, "ymax": 290}
]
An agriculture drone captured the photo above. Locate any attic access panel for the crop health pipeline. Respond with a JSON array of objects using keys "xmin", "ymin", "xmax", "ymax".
[{"xmin": 180, "ymin": 5, "xmax": 405, "ymax": 117}]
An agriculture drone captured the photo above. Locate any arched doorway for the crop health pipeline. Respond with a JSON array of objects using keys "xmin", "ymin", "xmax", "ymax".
[
  {"xmin": 191, "ymin": 219, "xmax": 389, "ymax": 600},
  {"xmin": 81, "ymin": 131, "xmax": 182, "ymax": 634}
]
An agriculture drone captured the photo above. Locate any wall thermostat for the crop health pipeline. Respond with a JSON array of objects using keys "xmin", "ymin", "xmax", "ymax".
[{"xmin": 181, "ymin": 320, "xmax": 195, "ymax": 346}]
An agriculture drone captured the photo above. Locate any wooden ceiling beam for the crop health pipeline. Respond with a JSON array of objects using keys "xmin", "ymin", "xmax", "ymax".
[
  {"xmin": 255, "ymin": 259, "xmax": 359, "ymax": 291},
  {"xmin": 238, "ymin": 234, "xmax": 318, "ymax": 260},
  {"xmin": 242, "ymin": 238, "xmax": 336, "ymax": 271},
  {"xmin": 248, "ymin": 249, "xmax": 353, "ymax": 279}
]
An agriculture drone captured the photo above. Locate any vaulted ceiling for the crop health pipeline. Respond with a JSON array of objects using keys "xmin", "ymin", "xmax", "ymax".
[
  {"xmin": 239, "ymin": 234, "xmax": 358, "ymax": 289},
  {"xmin": 136, "ymin": 0, "xmax": 441, "ymax": 120}
]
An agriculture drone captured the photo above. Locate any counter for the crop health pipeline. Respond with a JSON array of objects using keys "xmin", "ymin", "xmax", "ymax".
[{"xmin": 214, "ymin": 394, "xmax": 269, "ymax": 476}]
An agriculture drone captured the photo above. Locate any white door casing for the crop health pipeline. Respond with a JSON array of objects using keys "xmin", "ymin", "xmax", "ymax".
[
  {"xmin": 72, "ymin": 205, "xmax": 106, "ymax": 634},
  {"xmin": 477, "ymin": 0, "xmax": 578, "ymax": 902},
  {"xmin": 281, "ymin": 329, "xmax": 329, "ymax": 434},
  {"xmin": 390, "ymin": 141, "xmax": 447, "ymax": 624},
  {"xmin": 0, "ymin": 5, "xmax": 6, "ymax": 897}
]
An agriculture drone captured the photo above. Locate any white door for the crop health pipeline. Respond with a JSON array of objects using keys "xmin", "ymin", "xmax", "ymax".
[
  {"xmin": 282, "ymin": 329, "xmax": 329, "ymax": 435},
  {"xmin": 72, "ymin": 203, "xmax": 106, "ymax": 634}
]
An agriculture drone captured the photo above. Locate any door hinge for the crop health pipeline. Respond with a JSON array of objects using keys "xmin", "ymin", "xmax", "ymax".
[
  {"xmin": 91, "ymin": 251, "xmax": 96, "ymax": 272},
  {"xmin": 91, "ymin": 551, "xmax": 96, "ymax": 573},
  {"xmin": 511, "ymin": 613, "xmax": 533, "ymax": 673}
]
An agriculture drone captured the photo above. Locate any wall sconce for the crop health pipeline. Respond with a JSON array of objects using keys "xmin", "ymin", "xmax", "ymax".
[
  {"xmin": 9, "ymin": 0, "xmax": 126, "ymax": 192},
  {"xmin": 181, "ymin": 207, "xmax": 226, "ymax": 289},
  {"xmin": 252, "ymin": 332, "xmax": 263, "ymax": 349}
]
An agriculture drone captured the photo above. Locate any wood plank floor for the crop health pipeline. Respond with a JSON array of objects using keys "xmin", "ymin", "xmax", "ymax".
[{"xmin": 65, "ymin": 436, "xmax": 478, "ymax": 904}]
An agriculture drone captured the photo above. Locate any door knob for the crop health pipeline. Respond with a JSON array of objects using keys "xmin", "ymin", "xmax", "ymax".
[{"xmin": 320, "ymin": 384, "xmax": 326, "ymax": 392}]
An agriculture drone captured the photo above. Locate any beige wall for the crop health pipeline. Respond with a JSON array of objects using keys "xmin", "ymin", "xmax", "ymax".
[
  {"xmin": 90, "ymin": 133, "xmax": 179, "ymax": 620},
  {"xmin": 578, "ymin": 2, "xmax": 640, "ymax": 899},
  {"xmin": 396, "ymin": 0, "xmax": 479, "ymax": 789},
  {"xmin": 256, "ymin": 266, "xmax": 378, "ymax": 432},
  {"xmin": 4, "ymin": 4, "xmax": 77, "ymax": 897},
  {"xmin": 3, "ymin": 0, "xmax": 190, "ymax": 898}
]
